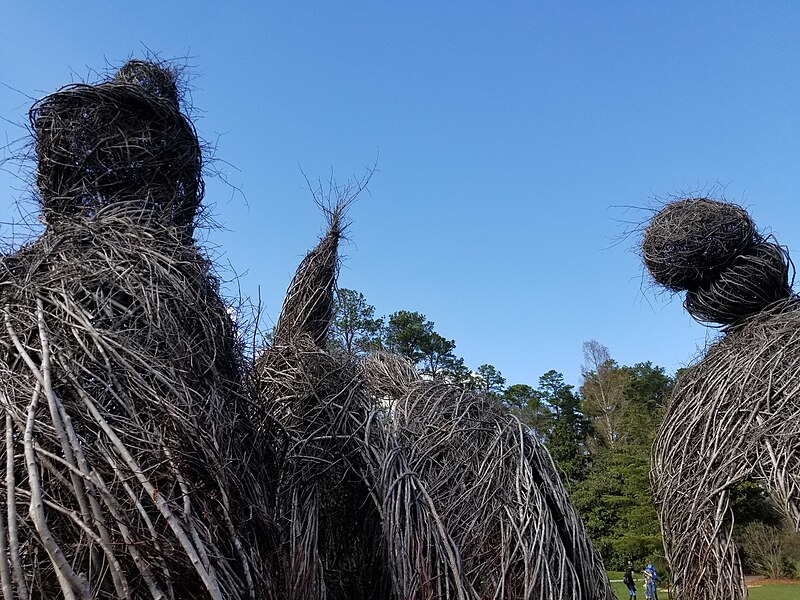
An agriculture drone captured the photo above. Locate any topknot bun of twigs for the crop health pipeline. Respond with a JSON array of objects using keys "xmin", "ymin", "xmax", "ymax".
[
  {"xmin": 642, "ymin": 197, "xmax": 796, "ymax": 326},
  {"xmin": 684, "ymin": 241, "xmax": 792, "ymax": 325},
  {"xmin": 112, "ymin": 59, "xmax": 180, "ymax": 106},
  {"xmin": 642, "ymin": 198, "xmax": 757, "ymax": 291},
  {"xmin": 31, "ymin": 60, "xmax": 202, "ymax": 228}
]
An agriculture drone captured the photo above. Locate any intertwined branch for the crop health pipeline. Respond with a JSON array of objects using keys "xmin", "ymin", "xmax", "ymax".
[
  {"xmin": 0, "ymin": 61, "xmax": 279, "ymax": 600},
  {"xmin": 256, "ymin": 197, "xmax": 613, "ymax": 599},
  {"xmin": 30, "ymin": 59, "xmax": 202, "ymax": 229},
  {"xmin": 3, "ymin": 57, "xmax": 613, "ymax": 600},
  {"xmin": 643, "ymin": 198, "xmax": 800, "ymax": 600},
  {"xmin": 641, "ymin": 198, "xmax": 756, "ymax": 292},
  {"xmin": 363, "ymin": 359, "xmax": 614, "ymax": 600}
]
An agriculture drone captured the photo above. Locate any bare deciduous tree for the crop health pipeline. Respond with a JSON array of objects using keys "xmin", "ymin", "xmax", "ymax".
[{"xmin": 580, "ymin": 340, "xmax": 629, "ymax": 448}]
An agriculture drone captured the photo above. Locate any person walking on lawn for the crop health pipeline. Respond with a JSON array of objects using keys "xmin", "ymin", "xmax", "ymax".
[
  {"xmin": 643, "ymin": 564, "xmax": 658, "ymax": 600},
  {"xmin": 623, "ymin": 561, "xmax": 637, "ymax": 598}
]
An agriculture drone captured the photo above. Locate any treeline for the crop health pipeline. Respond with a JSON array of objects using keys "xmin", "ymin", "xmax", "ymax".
[{"xmin": 327, "ymin": 288, "xmax": 794, "ymax": 575}]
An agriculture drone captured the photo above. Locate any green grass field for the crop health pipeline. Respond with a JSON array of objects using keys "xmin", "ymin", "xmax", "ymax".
[
  {"xmin": 607, "ymin": 573, "xmax": 800, "ymax": 599},
  {"xmin": 746, "ymin": 583, "xmax": 800, "ymax": 599}
]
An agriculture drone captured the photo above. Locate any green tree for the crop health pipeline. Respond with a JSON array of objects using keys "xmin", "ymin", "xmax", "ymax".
[
  {"xmin": 329, "ymin": 288, "xmax": 383, "ymax": 356},
  {"xmin": 538, "ymin": 370, "xmax": 590, "ymax": 485},
  {"xmin": 730, "ymin": 481, "xmax": 782, "ymax": 529},
  {"xmin": 571, "ymin": 445, "xmax": 662, "ymax": 569},
  {"xmin": 472, "ymin": 364, "xmax": 506, "ymax": 396},
  {"xmin": 420, "ymin": 332, "xmax": 461, "ymax": 379},
  {"xmin": 570, "ymin": 353, "xmax": 673, "ymax": 570},
  {"xmin": 385, "ymin": 310, "xmax": 463, "ymax": 379},
  {"xmin": 502, "ymin": 383, "xmax": 537, "ymax": 411},
  {"xmin": 385, "ymin": 310, "xmax": 429, "ymax": 364},
  {"xmin": 619, "ymin": 362, "xmax": 673, "ymax": 446},
  {"xmin": 446, "ymin": 357, "xmax": 471, "ymax": 384}
]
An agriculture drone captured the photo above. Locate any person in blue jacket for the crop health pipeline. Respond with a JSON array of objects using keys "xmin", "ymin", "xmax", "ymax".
[{"xmin": 643, "ymin": 564, "xmax": 658, "ymax": 600}]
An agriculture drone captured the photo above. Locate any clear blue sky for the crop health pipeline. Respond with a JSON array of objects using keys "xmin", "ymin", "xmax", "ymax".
[{"xmin": 2, "ymin": 3, "xmax": 799, "ymax": 389}]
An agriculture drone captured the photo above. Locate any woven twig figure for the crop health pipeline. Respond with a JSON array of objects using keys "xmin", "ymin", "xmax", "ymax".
[
  {"xmin": 361, "ymin": 353, "xmax": 614, "ymax": 600},
  {"xmin": 256, "ymin": 205, "xmax": 389, "ymax": 599},
  {"xmin": 31, "ymin": 59, "xmax": 202, "ymax": 230},
  {"xmin": 642, "ymin": 197, "xmax": 799, "ymax": 600},
  {"xmin": 257, "ymin": 202, "xmax": 613, "ymax": 599},
  {"xmin": 0, "ymin": 61, "xmax": 278, "ymax": 600}
]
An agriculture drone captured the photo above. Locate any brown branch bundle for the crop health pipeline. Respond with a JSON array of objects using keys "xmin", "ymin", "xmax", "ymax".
[
  {"xmin": 684, "ymin": 241, "xmax": 792, "ymax": 326},
  {"xmin": 642, "ymin": 198, "xmax": 757, "ymax": 292},
  {"xmin": 31, "ymin": 59, "xmax": 202, "ymax": 229},
  {"xmin": 256, "ymin": 199, "xmax": 389, "ymax": 599},
  {"xmin": 362, "ymin": 358, "xmax": 614, "ymax": 600},
  {"xmin": 257, "ymin": 202, "xmax": 613, "ymax": 598},
  {"xmin": 0, "ymin": 61, "xmax": 279, "ymax": 600},
  {"xmin": 257, "ymin": 336, "xmax": 388, "ymax": 600},
  {"xmin": 642, "ymin": 198, "xmax": 800, "ymax": 600},
  {"xmin": 272, "ymin": 209, "xmax": 341, "ymax": 347},
  {"xmin": 642, "ymin": 198, "xmax": 793, "ymax": 326},
  {"xmin": 360, "ymin": 351, "xmax": 417, "ymax": 399}
]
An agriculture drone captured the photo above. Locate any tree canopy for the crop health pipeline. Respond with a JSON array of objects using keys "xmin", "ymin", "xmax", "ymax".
[
  {"xmin": 384, "ymin": 310, "xmax": 465, "ymax": 379},
  {"xmin": 329, "ymin": 288, "xmax": 383, "ymax": 356}
]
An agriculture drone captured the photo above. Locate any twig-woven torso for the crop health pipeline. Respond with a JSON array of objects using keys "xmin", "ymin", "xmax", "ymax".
[
  {"xmin": 0, "ymin": 61, "xmax": 278, "ymax": 600},
  {"xmin": 642, "ymin": 197, "xmax": 800, "ymax": 600}
]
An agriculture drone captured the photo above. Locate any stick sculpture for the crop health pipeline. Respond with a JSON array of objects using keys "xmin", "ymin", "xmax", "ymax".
[
  {"xmin": 256, "ymin": 201, "xmax": 388, "ymax": 600},
  {"xmin": 0, "ymin": 61, "xmax": 278, "ymax": 600},
  {"xmin": 257, "ymin": 196, "xmax": 614, "ymax": 599},
  {"xmin": 360, "ymin": 352, "xmax": 614, "ymax": 600},
  {"xmin": 2, "ymin": 57, "xmax": 614, "ymax": 600},
  {"xmin": 642, "ymin": 198, "xmax": 799, "ymax": 600}
]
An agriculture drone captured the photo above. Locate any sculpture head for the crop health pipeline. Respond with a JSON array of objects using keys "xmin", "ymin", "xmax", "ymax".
[
  {"xmin": 642, "ymin": 197, "xmax": 792, "ymax": 326},
  {"xmin": 31, "ymin": 60, "xmax": 202, "ymax": 229}
]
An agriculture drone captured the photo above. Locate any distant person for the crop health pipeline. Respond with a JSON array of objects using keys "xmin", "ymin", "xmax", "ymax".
[
  {"xmin": 643, "ymin": 563, "xmax": 658, "ymax": 600},
  {"xmin": 623, "ymin": 561, "xmax": 637, "ymax": 598}
]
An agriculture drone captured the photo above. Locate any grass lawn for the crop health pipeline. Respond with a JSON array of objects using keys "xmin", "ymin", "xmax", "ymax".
[
  {"xmin": 607, "ymin": 573, "xmax": 800, "ymax": 599},
  {"xmin": 747, "ymin": 581, "xmax": 800, "ymax": 600},
  {"xmin": 609, "ymin": 578, "xmax": 632, "ymax": 598}
]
